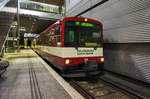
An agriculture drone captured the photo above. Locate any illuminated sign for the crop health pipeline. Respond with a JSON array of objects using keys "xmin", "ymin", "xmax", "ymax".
[
  {"xmin": 75, "ymin": 22, "xmax": 94, "ymax": 27},
  {"xmin": 24, "ymin": 33, "xmax": 39, "ymax": 37}
]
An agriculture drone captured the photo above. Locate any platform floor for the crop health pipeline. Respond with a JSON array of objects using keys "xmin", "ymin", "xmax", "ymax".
[{"xmin": 0, "ymin": 49, "xmax": 83, "ymax": 99}]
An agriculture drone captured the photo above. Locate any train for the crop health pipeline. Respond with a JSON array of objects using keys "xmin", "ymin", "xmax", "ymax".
[{"xmin": 34, "ymin": 17, "xmax": 104, "ymax": 77}]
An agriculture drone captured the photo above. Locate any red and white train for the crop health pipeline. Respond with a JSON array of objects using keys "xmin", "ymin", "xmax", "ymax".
[{"xmin": 34, "ymin": 17, "xmax": 104, "ymax": 77}]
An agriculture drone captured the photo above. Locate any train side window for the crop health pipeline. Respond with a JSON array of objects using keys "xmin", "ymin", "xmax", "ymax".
[
  {"xmin": 50, "ymin": 29, "xmax": 55, "ymax": 46},
  {"xmin": 41, "ymin": 35, "xmax": 44, "ymax": 45},
  {"xmin": 47, "ymin": 30, "xmax": 51, "ymax": 45},
  {"xmin": 43, "ymin": 33, "xmax": 48, "ymax": 45},
  {"xmin": 55, "ymin": 26, "xmax": 61, "ymax": 35},
  {"xmin": 54, "ymin": 25, "xmax": 61, "ymax": 46}
]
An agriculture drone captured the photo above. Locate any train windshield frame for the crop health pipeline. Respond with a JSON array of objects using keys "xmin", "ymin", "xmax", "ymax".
[{"xmin": 64, "ymin": 21, "xmax": 102, "ymax": 47}]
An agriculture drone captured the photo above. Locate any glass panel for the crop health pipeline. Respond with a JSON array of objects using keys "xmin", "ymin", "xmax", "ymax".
[
  {"xmin": 69, "ymin": 31, "xmax": 74, "ymax": 42},
  {"xmin": 64, "ymin": 21, "xmax": 102, "ymax": 47},
  {"xmin": 54, "ymin": 26, "xmax": 61, "ymax": 46},
  {"xmin": 19, "ymin": 0, "xmax": 65, "ymax": 15}
]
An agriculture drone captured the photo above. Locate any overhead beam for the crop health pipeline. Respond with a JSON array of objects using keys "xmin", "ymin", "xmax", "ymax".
[
  {"xmin": 1, "ymin": 7, "xmax": 62, "ymax": 20},
  {"xmin": 76, "ymin": 0, "xmax": 109, "ymax": 17},
  {"xmin": 29, "ymin": 0, "xmax": 64, "ymax": 6},
  {"xmin": 0, "ymin": 0, "xmax": 10, "ymax": 10}
]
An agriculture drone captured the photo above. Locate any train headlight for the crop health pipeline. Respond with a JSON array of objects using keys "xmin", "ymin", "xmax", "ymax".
[
  {"xmin": 100, "ymin": 58, "xmax": 104, "ymax": 62},
  {"xmin": 65, "ymin": 59, "xmax": 70, "ymax": 64}
]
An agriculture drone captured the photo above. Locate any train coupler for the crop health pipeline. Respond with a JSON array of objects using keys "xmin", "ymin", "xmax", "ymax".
[{"xmin": 84, "ymin": 60, "xmax": 98, "ymax": 73}]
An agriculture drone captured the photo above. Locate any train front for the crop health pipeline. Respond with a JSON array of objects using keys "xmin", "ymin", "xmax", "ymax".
[{"xmin": 62, "ymin": 17, "xmax": 104, "ymax": 77}]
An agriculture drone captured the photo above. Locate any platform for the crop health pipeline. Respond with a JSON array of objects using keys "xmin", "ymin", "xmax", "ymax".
[{"xmin": 0, "ymin": 49, "xmax": 84, "ymax": 99}]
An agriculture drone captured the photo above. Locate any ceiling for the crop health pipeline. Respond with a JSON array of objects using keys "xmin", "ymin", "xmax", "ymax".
[
  {"xmin": 4, "ymin": 0, "xmax": 60, "ymax": 35},
  {"xmin": 19, "ymin": 15, "xmax": 56, "ymax": 34},
  {"xmin": 29, "ymin": 0, "xmax": 64, "ymax": 6},
  {"xmin": 19, "ymin": 0, "xmax": 63, "ymax": 34}
]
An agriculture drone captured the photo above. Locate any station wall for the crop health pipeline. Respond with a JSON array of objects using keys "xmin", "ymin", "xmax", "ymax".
[
  {"xmin": 66, "ymin": 0, "xmax": 150, "ymax": 83},
  {"xmin": 66, "ymin": 0, "xmax": 81, "ymax": 12},
  {"xmin": 0, "ymin": 0, "xmax": 17, "ymax": 56}
]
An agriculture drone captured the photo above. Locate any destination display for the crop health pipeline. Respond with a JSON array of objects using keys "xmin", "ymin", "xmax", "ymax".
[
  {"xmin": 77, "ymin": 49, "xmax": 94, "ymax": 55},
  {"xmin": 75, "ymin": 22, "xmax": 94, "ymax": 27}
]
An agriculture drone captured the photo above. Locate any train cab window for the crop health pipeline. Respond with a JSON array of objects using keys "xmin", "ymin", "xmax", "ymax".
[
  {"xmin": 64, "ymin": 21, "xmax": 102, "ymax": 47},
  {"xmin": 54, "ymin": 25, "xmax": 61, "ymax": 46}
]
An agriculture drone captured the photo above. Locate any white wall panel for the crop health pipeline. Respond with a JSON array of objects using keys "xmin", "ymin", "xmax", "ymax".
[
  {"xmin": 65, "ymin": 0, "xmax": 150, "ymax": 84},
  {"xmin": 66, "ymin": 0, "xmax": 103, "ymax": 17},
  {"xmin": 66, "ymin": 0, "xmax": 81, "ymax": 12},
  {"xmin": 80, "ymin": 0, "xmax": 150, "ymax": 43}
]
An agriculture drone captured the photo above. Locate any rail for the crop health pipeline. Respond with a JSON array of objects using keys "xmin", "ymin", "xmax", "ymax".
[
  {"xmin": 68, "ymin": 77, "xmax": 140, "ymax": 99},
  {"xmin": 34, "ymin": 49, "xmax": 148, "ymax": 98},
  {"xmin": 101, "ymin": 70, "xmax": 150, "ymax": 98},
  {"xmin": 69, "ymin": 80, "xmax": 94, "ymax": 99}
]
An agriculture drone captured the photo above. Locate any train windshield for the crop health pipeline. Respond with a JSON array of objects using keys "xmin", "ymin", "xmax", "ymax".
[{"xmin": 64, "ymin": 21, "xmax": 102, "ymax": 47}]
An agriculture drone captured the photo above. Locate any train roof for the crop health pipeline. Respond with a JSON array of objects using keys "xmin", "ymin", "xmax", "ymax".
[{"xmin": 40, "ymin": 17, "xmax": 102, "ymax": 35}]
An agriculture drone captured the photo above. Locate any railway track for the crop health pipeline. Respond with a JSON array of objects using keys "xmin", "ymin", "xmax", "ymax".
[
  {"xmin": 68, "ymin": 77, "xmax": 140, "ymax": 99},
  {"xmin": 34, "ymin": 50, "xmax": 146, "ymax": 99}
]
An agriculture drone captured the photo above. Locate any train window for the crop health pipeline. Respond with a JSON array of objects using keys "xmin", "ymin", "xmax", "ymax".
[
  {"xmin": 43, "ymin": 33, "xmax": 48, "ymax": 45},
  {"xmin": 55, "ymin": 26, "xmax": 61, "ymax": 35},
  {"xmin": 41, "ymin": 35, "xmax": 44, "ymax": 45},
  {"xmin": 47, "ymin": 30, "xmax": 51, "ymax": 45},
  {"xmin": 54, "ymin": 25, "xmax": 61, "ymax": 46},
  {"xmin": 69, "ymin": 31, "xmax": 74, "ymax": 42},
  {"xmin": 50, "ymin": 29, "xmax": 55, "ymax": 35},
  {"xmin": 50, "ymin": 29, "xmax": 55, "ymax": 46},
  {"xmin": 54, "ymin": 36, "xmax": 57, "ymax": 45},
  {"xmin": 64, "ymin": 21, "xmax": 102, "ymax": 47}
]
